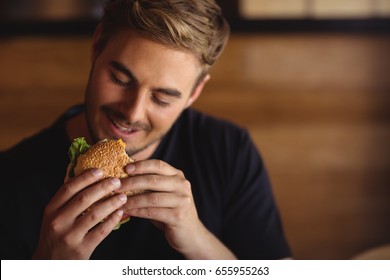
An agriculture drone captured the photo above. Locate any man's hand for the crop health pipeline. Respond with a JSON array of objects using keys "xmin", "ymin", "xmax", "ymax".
[
  {"xmin": 33, "ymin": 169, "xmax": 127, "ymax": 259},
  {"xmin": 120, "ymin": 159, "xmax": 236, "ymax": 259}
]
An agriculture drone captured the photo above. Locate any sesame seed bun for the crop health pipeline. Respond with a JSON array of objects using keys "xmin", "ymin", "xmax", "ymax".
[
  {"xmin": 74, "ymin": 139, "xmax": 132, "ymax": 179},
  {"xmin": 73, "ymin": 139, "xmax": 144, "ymax": 197}
]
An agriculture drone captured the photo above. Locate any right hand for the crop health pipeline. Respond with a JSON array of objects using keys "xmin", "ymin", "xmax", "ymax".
[{"xmin": 32, "ymin": 169, "xmax": 127, "ymax": 259}]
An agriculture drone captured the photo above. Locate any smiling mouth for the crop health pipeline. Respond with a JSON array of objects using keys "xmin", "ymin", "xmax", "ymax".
[
  {"xmin": 104, "ymin": 107, "xmax": 150, "ymax": 135},
  {"xmin": 106, "ymin": 113, "xmax": 137, "ymax": 134},
  {"xmin": 112, "ymin": 118, "xmax": 138, "ymax": 134}
]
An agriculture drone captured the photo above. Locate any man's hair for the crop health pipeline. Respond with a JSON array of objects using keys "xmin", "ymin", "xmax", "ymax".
[{"xmin": 97, "ymin": 0, "xmax": 230, "ymax": 71}]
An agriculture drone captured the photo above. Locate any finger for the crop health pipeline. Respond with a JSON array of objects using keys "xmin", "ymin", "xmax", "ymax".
[
  {"xmin": 123, "ymin": 191, "xmax": 186, "ymax": 211},
  {"xmin": 125, "ymin": 207, "xmax": 183, "ymax": 226},
  {"xmin": 83, "ymin": 208, "xmax": 126, "ymax": 251},
  {"xmin": 48, "ymin": 169, "xmax": 104, "ymax": 210},
  {"xmin": 118, "ymin": 173, "xmax": 189, "ymax": 194},
  {"xmin": 56, "ymin": 177, "xmax": 122, "ymax": 223},
  {"xmin": 125, "ymin": 159, "xmax": 180, "ymax": 176},
  {"xmin": 64, "ymin": 164, "xmax": 72, "ymax": 183},
  {"xmin": 73, "ymin": 193, "xmax": 128, "ymax": 237}
]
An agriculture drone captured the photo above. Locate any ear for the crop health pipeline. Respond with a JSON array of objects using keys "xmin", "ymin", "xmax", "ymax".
[
  {"xmin": 91, "ymin": 23, "xmax": 103, "ymax": 61},
  {"xmin": 185, "ymin": 74, "xmax": 210, "ymax": 108}
]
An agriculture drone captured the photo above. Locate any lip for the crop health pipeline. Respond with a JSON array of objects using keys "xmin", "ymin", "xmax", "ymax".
[{"xmin": 105, "ymin": 111, "xmax": 141, "ymax": 139}]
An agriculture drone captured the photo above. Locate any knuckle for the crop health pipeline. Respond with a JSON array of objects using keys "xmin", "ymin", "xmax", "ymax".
[
  {"xmin": 63, "ymin": 182, "xmax": 74, "ymax": 195},
  {"xmin": 97, "ymin": 226, "xmax": 109, "ymax": 238},
  {"xmin": 106, "ymin": 194, "xmax": 126, "ymax": 209},
  {"xmin": 48, "ymin": 218, "xmax": 61, "ymax": 234},
  {"xmin": 177, "ymin": 170, "xmax": 185, "ymax": 178},
  {"xmin": 183, "ymin": 178, "xmax": 191, "ymax": 188},
  {"xmin": 87, "ymin": 208, "xmax": 100, "ymax": 223},
  {"xmin": 98, "ymin": 180, "xmax": 110, "ymax": 193},
  {"xmin": 135, "ymin": 208, "xmax": 156, "ymax": 218},
  {"xmin": 73, "ymin": 249, "xmax": 84, "ymax": 259},
  {"xmin": 76, "ymin": 192, "xmax": 89, "ymax": 204},
  {"xmin": 180, "ymin": 177, "xmax": 191, "ymax": 190},
  {"xmin": 125, "ymin": 195, "xmax": 136, "ymax": 207},
  {"xmin": 181, "ymin": 195, "xmax": 192, "ymax": 207},
  {"xmin": 172, "ymin": 209, "xmax": 185, "ymax": 223},
  {"xmin": 147, "ymin": 208, "xmax": 157, "ymax": 217},
  {"xmin": 148, "ymin": 174, "xmax": 159, "ymax": 186},
  {"xmin": 147, "ymin": 192, "xmax": 160, "ymax": 205},
  {"xmin": 156, "ymin": 159, "xmax": 166, "ymax": 170},
  {"xmin": 62, "ymin": 234, "xmax": 74, "ymax": 248}
]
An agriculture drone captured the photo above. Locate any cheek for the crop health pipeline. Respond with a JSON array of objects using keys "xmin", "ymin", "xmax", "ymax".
[
  {"xmin": 148, "ymin": 105, "xmax": 183, "ymax": 130},
  {"xmin": 88, "ymin": 70, "xmax": 117, "ymax": 104},
  {"xmin": 149, "ymin": 110, "xmax": 172, "ymax": 128}
]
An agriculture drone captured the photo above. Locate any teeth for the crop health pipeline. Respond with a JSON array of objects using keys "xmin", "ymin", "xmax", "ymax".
[{"xmin": 112, "ymin": 119, "xmax": 134, "ymax": 133}]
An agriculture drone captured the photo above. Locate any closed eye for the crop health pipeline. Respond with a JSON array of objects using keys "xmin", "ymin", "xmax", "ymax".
[
  {"xmin": 108, "ymin": 61, "xmax": 137, "ymax": 89},
  {"xmin": 110, "ymin": 72, "xmax": 129, "ymax": 88},
  {"xmin": 151, "ymin": 93, "xmax": 170, "ymax": 107}
]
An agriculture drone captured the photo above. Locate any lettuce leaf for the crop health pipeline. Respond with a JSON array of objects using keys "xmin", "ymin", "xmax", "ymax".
[
  {"xmin": 68, "ymin": 137, "xmax": 90, "ymax": 177},
  {"xmin": 114, "ymin": 217, "xmax": 131, "ymax": 230}
]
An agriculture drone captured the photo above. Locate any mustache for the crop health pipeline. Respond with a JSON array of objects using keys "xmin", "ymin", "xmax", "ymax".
[{"xmin": 102, "ymin": 106, "xmax": 152, "ymax": 131}]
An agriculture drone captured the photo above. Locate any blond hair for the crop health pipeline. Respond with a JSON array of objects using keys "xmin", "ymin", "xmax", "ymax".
[{"xmin": 96, "ymin": 0, "xmax": 230, "ymax": 71}]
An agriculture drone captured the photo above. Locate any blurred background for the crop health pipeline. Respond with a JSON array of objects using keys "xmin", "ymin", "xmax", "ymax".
[{"xmin": 1, "ymin": 0, "xmax": 389, "ymax": 259}]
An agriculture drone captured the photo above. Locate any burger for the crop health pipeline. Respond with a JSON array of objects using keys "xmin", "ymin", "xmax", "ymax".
[{"xmin": 67, "ymin": 137, "xmax": 144, "ymax": 229}]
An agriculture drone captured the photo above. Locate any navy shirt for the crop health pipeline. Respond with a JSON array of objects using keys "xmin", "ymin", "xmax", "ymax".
[{"xmin": 0, "ymin": 105, "xmax": 291, "ymax": 259}]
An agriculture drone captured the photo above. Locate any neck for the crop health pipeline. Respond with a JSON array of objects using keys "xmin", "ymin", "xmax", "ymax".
[{"xmin": 129, "ymin": 140, "xmax": 160, "ymax": 161}]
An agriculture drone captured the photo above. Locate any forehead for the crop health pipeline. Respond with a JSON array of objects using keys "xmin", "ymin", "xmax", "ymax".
[{"xmin": 99, "ymin": 29, "xmax": 202, "ymax": 91}]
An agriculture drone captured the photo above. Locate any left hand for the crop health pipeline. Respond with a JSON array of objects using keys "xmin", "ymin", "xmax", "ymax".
[{"xmin": 117, "ymin": 159, "xmax": 235, "ymax": 259}]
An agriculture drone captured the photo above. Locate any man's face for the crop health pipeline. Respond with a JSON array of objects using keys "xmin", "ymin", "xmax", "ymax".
[{"xmin": 85, "ymin": 29, "xmax": 204, "ymax": 158}]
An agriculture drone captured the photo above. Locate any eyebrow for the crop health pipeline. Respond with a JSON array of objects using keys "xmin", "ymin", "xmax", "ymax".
[
  {"xmin": 109, "ymin": 61, "xmax": 137, "ymax": 83},
  {"xmin": 109, "ymin": 60, "xmax": 182, "ymax": 98},
  {"xmin": 154, "ymin": 87, "xmax": 182, "ymax": 98}
]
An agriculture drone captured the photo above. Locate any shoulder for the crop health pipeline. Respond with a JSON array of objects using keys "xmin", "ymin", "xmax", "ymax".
[
  {"xmin": 168, "ymin": 108, "xmax": 258, "ymax": 163},
  {"xmin": 1, "ymin": 115, "xmax": 70, "ymax": 182},
  {"xmin": 180, "ymin": 108, "xmax": 243, "ymax": 130},
  {"xmin": 2, "ymin": 123, "xmax": 63, "ymax": 162},
  {"xmin": 1, "ymin": 105, "xmax": 83, "ymax": 168},
  {"xmin": 177, "ymin": 108, "xmax": 250, "ymax": 143},
  {"xmin": 169, "ymin": 108, "xmax": 261, "ymax": 179}
]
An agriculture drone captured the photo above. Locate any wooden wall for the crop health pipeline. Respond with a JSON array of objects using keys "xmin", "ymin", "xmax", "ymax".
[{"xmin": 1, "ymin": 32, "xmax": 389, "ymax": 259}]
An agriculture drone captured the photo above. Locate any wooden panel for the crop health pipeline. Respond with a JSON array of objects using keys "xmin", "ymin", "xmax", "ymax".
[
  {"xmin": 0, "ymin": 37, "xmax": 89, "ymax": 148},
  {"xmin": 209, "ymin": 34, "xmax": 390, "ymax": 93},
  {"xmin": 239, "ymin": 0, "xmax": 306, "ymax": 19},
  {"xmin": 378, "ymin": 0, "xmax": 390, "ymax": 16},
  {"xmin": 312, "ymin": 0, "xmax": 374, "ymax": 18}
]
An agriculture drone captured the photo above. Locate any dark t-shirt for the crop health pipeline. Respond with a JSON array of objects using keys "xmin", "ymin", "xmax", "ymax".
[{"xmin": 0, "ymin": 105, "xmax": 291, "ymax": 259}]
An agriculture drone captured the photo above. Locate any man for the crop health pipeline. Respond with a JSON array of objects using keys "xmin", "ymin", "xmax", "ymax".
[{"xmin": 1, "ymin": 0, "xmax": 291, "ymax": 259}]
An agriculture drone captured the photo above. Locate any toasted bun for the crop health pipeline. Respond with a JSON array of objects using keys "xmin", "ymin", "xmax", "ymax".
[
  {"xmin": 73, "ymin": 139, "xmax": 144, "ymax": 197},
  {"xmin": 74, "ymin": 139, "xmax": 132, "ymax": 179}
]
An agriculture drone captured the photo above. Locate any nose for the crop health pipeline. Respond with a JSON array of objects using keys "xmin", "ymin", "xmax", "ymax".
[{"xmin": 122, "ymin": 89, "xmax": 147, "ymax": 122}]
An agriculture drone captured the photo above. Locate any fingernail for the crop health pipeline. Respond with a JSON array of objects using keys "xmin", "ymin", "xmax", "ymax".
[
  {"xmin": 116, "ymin": 210, "xmax": 124, "ymax": 216},
  {"xmin": 126, "ymin": 164, "xmax": 136, "ymax": 173},
  {"xmin": 110, "ymin": 178, "xmax": 121, "ymax": 187},
  {"xmin": 93, "ymin": 169, "xmax": 103, "ymax": 177},
  {"xmin": 118, "ymin": 193, "xmax": 127, "ymax": 202}
]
